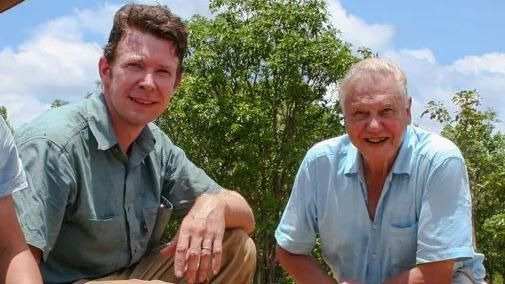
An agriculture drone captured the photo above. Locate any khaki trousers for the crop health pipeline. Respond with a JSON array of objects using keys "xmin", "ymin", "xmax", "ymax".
[{"xmin": 85, "ymin": 229, "xmax": 256, "ymax": 284}]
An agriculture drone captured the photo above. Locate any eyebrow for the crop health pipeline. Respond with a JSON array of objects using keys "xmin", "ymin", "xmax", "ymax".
[{"xmin": 158, "ymin": 64, "xmax": 172, "ymax": 70}]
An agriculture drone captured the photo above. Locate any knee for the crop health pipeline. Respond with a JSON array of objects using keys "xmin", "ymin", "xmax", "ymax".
[{"xmin": 223, "ymin": 229, "xmax": 256, "ymax": 268}]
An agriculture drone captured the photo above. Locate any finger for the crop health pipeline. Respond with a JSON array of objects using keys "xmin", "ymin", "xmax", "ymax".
[
  {"xmin": 197, "ymin": 238, "xmax": 213, "ymax": 283},
  {"xmin": 174, "ymin": 232, "xmax": 190, "ymax": 278},
  {"xmin": 160, "ymin": 241, "xmax": 176, "ymax": 257},
  {"xmin": 160, "ymin": 232, "xmax": 179, "ymax": 257},
  {"xmin": 186, "ymin": 236, "xmax": 203, "ymax": 284},
  {"xmin": 211, "ymin": 232, "xmax": 224, "ymax": 275}
]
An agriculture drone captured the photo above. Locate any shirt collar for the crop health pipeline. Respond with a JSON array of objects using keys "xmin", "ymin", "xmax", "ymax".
[
  {"xmin": 128, "ymin": 125, "xmax": 156, "ymax": 166},
  {"xmin": 86, "ymin": 94, "xmax": 117, "ymax": 150},
  {"xmin": 343, "ymin": 125, "xmax": 415, "ymax": 177},
  {"xmin": 390, "ymin": 125, "xmax": 415, "ymax": 176},
  {"xmin": 85, "ymin": 94, "xmax": 156, "ymax": 155},
  {"xmin": 343, "ymin": 139, "xmax": 360, "ymax": 175}
]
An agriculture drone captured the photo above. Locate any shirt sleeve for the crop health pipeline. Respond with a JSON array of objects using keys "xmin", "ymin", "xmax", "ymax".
[
  {"xmin": 12, "ymin": 138, "xmax": 76, "ymax": 261},
  {"xmin": 275, "ymin": 154, "xmax": 318, "ymax": 255},
  {"xmin": 416, "ymin": 156, "xmax": 474, "ymax": 264},
  {"xmin": 0, "ymin": 117, "xmax": 27, "ymax": 198},
  {"xmin": 161, "ymin": 143, "xmax": 221, "ymax": 219}
]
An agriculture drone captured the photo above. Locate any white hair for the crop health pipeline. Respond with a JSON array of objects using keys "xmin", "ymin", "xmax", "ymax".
[{"xmin": 339, "ymin": 58, "xmax": 408, "ymax": 111}]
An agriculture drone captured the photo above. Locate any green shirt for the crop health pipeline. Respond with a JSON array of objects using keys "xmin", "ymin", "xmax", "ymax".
[{"xmin": 13, "ymin": 94, "xmax": 220, "ymax": 283}]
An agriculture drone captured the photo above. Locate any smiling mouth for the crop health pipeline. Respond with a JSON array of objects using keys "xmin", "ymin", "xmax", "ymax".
[
  {"xmin": 130, "ymin": 97, "xmax": 154, "ymax": 105},
  {"xmin": 365, "ymin": 137, "xmax": 388, "ymax": 144}
]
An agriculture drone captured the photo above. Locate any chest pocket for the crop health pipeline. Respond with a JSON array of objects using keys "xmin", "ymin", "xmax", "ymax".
[
  {"xmin": 55, "ymin": 215, "xmax": 126, "ymax": 274},
  {"xmin": 387, "ymin": 222, "xmax": 418, "ymax": 273}
]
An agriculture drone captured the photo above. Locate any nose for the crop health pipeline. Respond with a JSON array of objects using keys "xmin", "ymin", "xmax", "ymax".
[
  {"xmin": 139, "ymin": 72, "xmax": 156, "ymax": 91},
  {"xmin": 367, "ymin": 116, "xmax": 382, "ymax": 131}
]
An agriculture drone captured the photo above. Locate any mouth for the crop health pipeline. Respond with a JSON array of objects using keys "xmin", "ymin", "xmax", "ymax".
[
  {"xmin": 130, "ymin": 97, "xmax": 155, "ymax": 105},
  {"xmin": 365, "ymin": 137, "xmax": 389, "ymax": 144}
]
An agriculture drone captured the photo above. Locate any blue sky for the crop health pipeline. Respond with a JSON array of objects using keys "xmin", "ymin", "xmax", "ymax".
[
  {"xmin": 1, "ymin": 0, "xmax": 504, "ymax": 131},
  {"xmin": 339, "ymin": 0, "xmax": 505, "ymax": 64}
]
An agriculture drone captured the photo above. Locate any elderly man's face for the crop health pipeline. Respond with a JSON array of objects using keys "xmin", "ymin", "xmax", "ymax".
[{"xmin": 344, "ymin": 74, "xmax": 411, "ymax": 170}]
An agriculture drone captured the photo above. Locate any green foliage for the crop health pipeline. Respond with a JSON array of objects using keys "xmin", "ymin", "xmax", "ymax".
[
  {"xmin": 0, "ymin": 105, "xmax": 8, "ymax": 121},
  {"xmin": 50, "ymin": 99, "xmax": 69, "ymax": 108},
  {"xmin": 483, "ymin": 212, "xmax": 505, "ymax": 276},
  {"xmin": 0, "ymin": 105, "xmax": 13, "ymax": 131},
  {"xmin": 423, "ymin": 90, "xmax": 505, "ymax": 282},
  {"xmin": 158, "ymin": 0, "xmax": 357, "ymax": 282}
]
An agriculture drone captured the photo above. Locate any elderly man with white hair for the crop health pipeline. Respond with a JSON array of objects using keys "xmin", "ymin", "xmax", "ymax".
[{"xmin": 275, "ymin": 58, "xmax": 486, "ymax": 284}]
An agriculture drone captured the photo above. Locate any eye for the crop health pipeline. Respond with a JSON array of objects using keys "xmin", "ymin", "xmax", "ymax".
[
  {"xmin": 126, "ymin": 62, "xmax": 142, "ymax": 69},
  {"xmin": 352, "ymin": 111, "xmax": 367, "ymax": 119},
  {"xmin": 156, "ymin": 69, "xmax": 171, "ymax": 76},
  {"xmin": 381, "ymin": 108, "xmax": 394, "ymax": 115}
]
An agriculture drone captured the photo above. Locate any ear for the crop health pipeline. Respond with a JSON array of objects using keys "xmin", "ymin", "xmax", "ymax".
[
  {"xmin": 406, "ymin": 96, "xmax": 412, "ymax": 124},
  {"xmin": 98, "ymin": 56, "xmax": 111, "ymax": 85},
  {"xmin": 174, "ymin": 72, "xmax": 183, "ymax": 88}
]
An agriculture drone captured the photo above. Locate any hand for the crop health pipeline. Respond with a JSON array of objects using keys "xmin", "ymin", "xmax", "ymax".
[{"xmin": 160, "ymin": 193, "xmax": 226, "ymax": 284}]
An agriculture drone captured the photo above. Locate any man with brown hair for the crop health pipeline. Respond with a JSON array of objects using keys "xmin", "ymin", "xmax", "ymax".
[{"xmin": 13, "ymin": 4, "xmax": 256, "ymax": 284}]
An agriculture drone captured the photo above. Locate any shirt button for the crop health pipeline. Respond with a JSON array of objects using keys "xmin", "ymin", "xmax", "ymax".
[
  {"xmin": 127, "ymin": 206, "xmax": 132, "ymax": 212},
  {"xmin": 372, "ymin": 254, "xmax": 377, "ymax": 260}
]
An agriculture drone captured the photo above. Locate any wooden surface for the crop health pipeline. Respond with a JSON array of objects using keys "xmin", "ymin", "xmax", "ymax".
[{"xmin": 0, "ymin": 0, "xmax": 24, "ymax": 13}]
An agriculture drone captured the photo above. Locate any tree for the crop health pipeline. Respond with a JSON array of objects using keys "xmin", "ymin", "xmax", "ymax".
[
  {"xmin": 50, "ymin": 99, "xmax": 69, "ymax": 108},
  {"xmin": 157, "ymin": 0, "xmax": 358, "ymax": 282},
  {"xmin": 423, "ymin": 90, "xmax": 505, "ymax": 283}
]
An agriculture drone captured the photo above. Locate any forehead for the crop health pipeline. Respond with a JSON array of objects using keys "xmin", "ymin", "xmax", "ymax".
[
  {"xmin": 115, "ymin": 29, "xmax": 178, "ymax": 63},
  {"xmin": 345, "ymin": 74, "xmax": 403, "ymax": 108}
]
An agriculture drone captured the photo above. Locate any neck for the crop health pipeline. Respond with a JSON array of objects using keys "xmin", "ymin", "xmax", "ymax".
[
  {"xmin": 108, "ymin": 116, "xmax": 144, "ymax": 154},
  {"xmin": 114, "ymin": 129, "xmax": 142, "ymax": 154},
  {"xmin": 362, "ymin": 157, "xmax": 392, "ymax": 221},
  {"xmin": 363, "ymin": 160, "xmax": 391, "ymax": 179},
  {"xmin": 113, "ymin": 125, "xmax": 143, "ymax": 154}
]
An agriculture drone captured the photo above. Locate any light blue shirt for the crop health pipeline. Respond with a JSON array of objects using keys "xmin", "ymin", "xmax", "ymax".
[
  {"xmin": 275, "ymin": 125, "xmax": 477, "ymax": 283},
  {"xmin": 0, "ymin": 117, "xmax": 27, "ymax": 198}
]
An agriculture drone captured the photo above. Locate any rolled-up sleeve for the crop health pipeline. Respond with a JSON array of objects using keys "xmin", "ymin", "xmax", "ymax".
[
  {"xmin": 0, "ymin": 118, "xmax": 27, "ymax": 198},
  {"xmin": 275, "ymin": 155, "xmax": 318, "ymax": 255},
  {"xmin": 417, "ymin": 156, "xmax": 474, "ymax": 264},
  {"xmin": 162, "ymin": 144, "xmax": 221, "ymax": 219}
]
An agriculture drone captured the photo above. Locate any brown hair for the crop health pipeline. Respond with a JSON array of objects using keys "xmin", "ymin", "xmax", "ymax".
[{"xmin": 104, "ymin": 4, "xmax": 187, "ymax": 74}]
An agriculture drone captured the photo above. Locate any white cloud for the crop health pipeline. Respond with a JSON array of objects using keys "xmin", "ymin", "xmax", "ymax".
[
  {"xmin": 73, "ymin": 4, "xmax": 119, "ymax": 39},
  {"xmin": 0, "ymin": 2, "xmax": 214, "ymax": 129},
  {"xmin": 320, "ymin": 1, "xmax": 505, "ymax": 131},
  {"xmin": 450, "ymin": 53, "xmax": 505, "ymax": 76},
  {"xmin": 326, "ymin": 0, "xmax": 395, "ymax": 51},
  {"xmin": 2, "ymin": 0, "xmax": 504, "ymax": 134},
  {"xmin": 384, "ymin": 49, "xmax": 505, "ymax": 131},
  {"xmin": 1, "ymin": 94, "xmax": 50, "ymax": 128},
  {"xmin": 0, "ymin": 5, "xmax": 114, "ymax": 128}
]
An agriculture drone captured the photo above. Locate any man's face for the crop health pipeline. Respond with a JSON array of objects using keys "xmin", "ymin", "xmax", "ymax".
[
  {"xmin": 344, "ymin": 74, "xmax": 411, "ymax": 169},
  {"xmin": 99, "ymin": 28, "xmax": 181, "ymax": 132}
]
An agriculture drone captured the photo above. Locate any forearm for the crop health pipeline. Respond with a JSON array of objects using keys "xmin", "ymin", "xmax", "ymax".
[
  {"xmin": 0, "ymin": 196, "xmax": 42, "ymax": 284},
  {"xmin": 3, "ymin": 249, "xmax": 42, "ymax": 284},
  {"xmin": 385, "ymin": 260, "xmax": 454, "ymax": 284},
  {"xmin": 276, "ymin": 245, "xmax": 336, "ymax": 284},
  {"xmin": 218, "ymin": 189, "xmax": 255, "ymax": 234}
]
